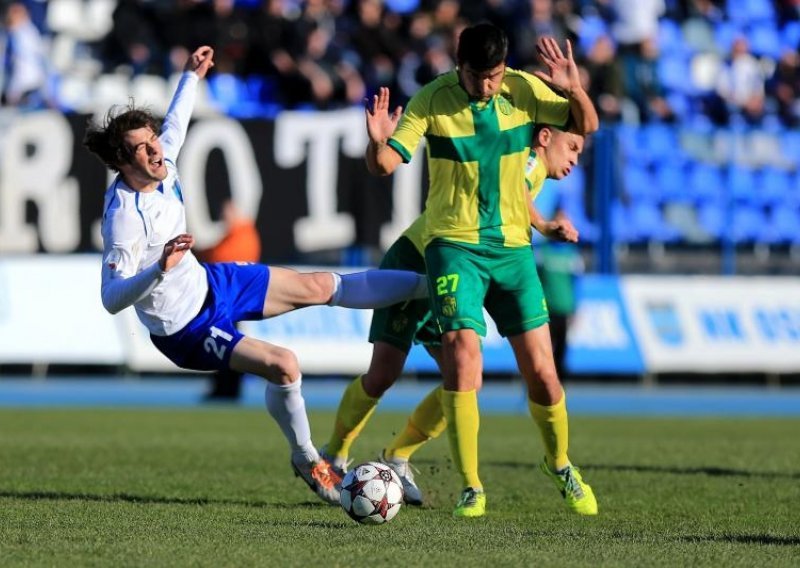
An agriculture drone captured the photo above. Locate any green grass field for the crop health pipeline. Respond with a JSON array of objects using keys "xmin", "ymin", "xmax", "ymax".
[{"xmin": 1, "ymin": 408, "xmax": 798, "ymax": 567}]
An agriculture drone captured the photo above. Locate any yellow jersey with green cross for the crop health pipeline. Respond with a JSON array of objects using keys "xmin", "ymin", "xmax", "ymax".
[
  {"xmin": 402, "ymin": 152, "xmax": 549, "ymax": 255},
  {"xmin": 387, "ymin": 68, "xmax": 569, "ymax": 248}
]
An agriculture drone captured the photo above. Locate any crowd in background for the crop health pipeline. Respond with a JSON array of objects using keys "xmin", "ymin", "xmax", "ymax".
[{"xmin": 2, "ymin": 0, "xmax": 800, "ymax": 128}]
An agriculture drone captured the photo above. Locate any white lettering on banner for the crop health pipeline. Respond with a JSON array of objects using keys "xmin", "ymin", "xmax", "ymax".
[
  {"xmin": 380, "ymin": 143, "xmax": 426, "ymax": 249},
  {"xmin": 0, "ymin": 111, "xmax": 80, "ymax": 252},
  {"xmin": 274, "ymin": 109, "xmax": 366, "ymax": 252},
  {"xmin": 569, "ymin": 300, "xmax": 629, "ymax": 348},
  {"xmin": 178, "ymin": 118, "xmax": 263, "ymax": 250}
]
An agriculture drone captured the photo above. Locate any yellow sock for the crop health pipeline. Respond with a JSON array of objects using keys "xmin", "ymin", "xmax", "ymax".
[
  {"xmin": 528, "ymin": 390, "xmax": 570, "ymax": 471},
  {"xmin": 385, "ymin": 386, "xmax": 447, "ymax": 461},
  {"xmin": 441, "ymin": 389, "xmax": 481, "ymax": 490},
  {"xmin": 326, "ymin": 375, "xmax": 378, "ymax": 459}
]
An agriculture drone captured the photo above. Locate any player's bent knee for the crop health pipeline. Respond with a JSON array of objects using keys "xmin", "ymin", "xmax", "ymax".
[{"xmin": 265, "ymin": 347, "xmax": 301, "ymax": 385}]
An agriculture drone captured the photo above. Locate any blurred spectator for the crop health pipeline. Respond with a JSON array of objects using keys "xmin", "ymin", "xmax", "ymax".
[
  {"xmin": 347, "ymin": 0, "xmax": 406, "ymax": 94},
  {"xmin": 709, "ymin": 35, "xmax": 768, "ymax": 125},
  {"xmin": 100, "ymin": 0, "xmax": 167, "ymax": 76},
  {"xmin": 196, "ymin": 200, "xmax": 262, "ymax": 401},
  {"xmin": 512, "ymin": 0, "xmax": 572, "ymax": 70},
  {"xmin": 396, "ymin": 15, "xmax": 454, "ymax": 103},
  {"xmin": 295, "ymin": 21, "xmax": 365, "ymax": 108},
  {"xmin": 767, "ymin": 48, "xmax": 800, "ymax": 127},
  {"xmin": 610, "ymin": 0, "xmax": 670, "ymax": 122},
  {"xmin": 0, "ymin": 1, "xmax": 47, "ymax": 108},
  {"xmin": 578, "ymin": 33, "xmax": 625, "ymax": 123}
]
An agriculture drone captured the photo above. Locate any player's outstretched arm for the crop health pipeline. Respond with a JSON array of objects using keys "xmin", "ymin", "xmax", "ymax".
[
  {"xmin": 533, "ymin": 37, "xmax": 599, "ymax": 135},
  {"xmin": 365, "ymin": 87, "xmax": 403, "ymax": 176},
  {"xmin": 529, "ymin": 201, "xmax": 579, "ymax": 242},
  {"xmin": 161, "ymin": 46, "xmax": 215, "ymax": 160}
]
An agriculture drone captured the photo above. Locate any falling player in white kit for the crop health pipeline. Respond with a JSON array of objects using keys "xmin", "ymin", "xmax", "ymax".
[{"xmin": 83, "ymin": 46, "xmax": 428, "ymax": 506}]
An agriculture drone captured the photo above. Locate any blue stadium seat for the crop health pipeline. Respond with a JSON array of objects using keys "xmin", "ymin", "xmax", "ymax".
[
  {"xmin": 713, "ymin": 21, "xmax": 741, "ymax": 55},
  {"xmin": 756, "ymin": 167, "xmax": 791, "ymax": 207},
  {"xmin": 730, "ymin": 204, "xmax": 765, "ymax": 244},
  {"xmin": 658, "ymin": 54, "xmax": 694, "ymax": 95},
  {"xmin": 623, "ymin": 164, "xmax": 658, "ymax": 203},
  {"xmin": 768, "ymin": 207, "xmax": 800, "ymax": 244},
  {"xmin": 688, "ymin": 162, "xmax": 724, "ymax": 203},
  {"xmin": 632, "ymin": 202, "xmax": 681, "ymax": 243},
  {"xmin": 641, "ymin": 123, "xmax": 682, "ymax": 163},
  {"xmin": 207, "ymin": 73, "xmax": 264, "ymax": 118},
  {"xmin": 654, "ymin": 161, "xmax": 690, "ymax": 204},
  {"xmin": 749, "ymin": 24, "xmax": 783, "ymax": 59},
  {"xmin": 782, "ymin": 21, "xmax": 800, "ymax": 52},
  {"xmin": 611, "ymin": 200, "xmax": 640, "ymax": 244},
  {"xmin": 696, "ymin": 201, "xmax": 726, "ymax": 241},
  {"xmin": 727, "ymin": 164, "xmax": 757, "ymax": 204},
  {"xmin": 658, "ymin": 18, "xmax": 691, "ymax": 57},
  {"xmin": 615, "ymin": 124, "xmax": 648, "ymax": 164},
  {"xmin": 726, "ymin": 0, "xmax": 775, "ymax": 25},
  {"xmin": 578, "ymin": 16, "xmax": 608, "ymax": 54}
]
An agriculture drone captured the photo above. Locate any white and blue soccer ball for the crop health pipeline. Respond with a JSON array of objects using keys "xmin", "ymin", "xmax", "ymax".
[{"xmin": 339, "ymin": 461, "xmax": 404, "ymax": 525}]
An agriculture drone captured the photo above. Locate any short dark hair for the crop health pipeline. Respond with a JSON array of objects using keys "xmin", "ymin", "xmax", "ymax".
[
  {"xmin": 456, "ymin": 22, "xmax": 508, "ymax": 71},
  {"xmin": 83, "ymin": 103, "xmax": 162, "ymax": 172}
]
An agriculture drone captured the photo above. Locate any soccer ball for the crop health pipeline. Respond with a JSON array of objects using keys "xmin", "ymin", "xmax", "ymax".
[{"xmin": 339, "ymin": 461, "xmax": 404, "ymax": 525}]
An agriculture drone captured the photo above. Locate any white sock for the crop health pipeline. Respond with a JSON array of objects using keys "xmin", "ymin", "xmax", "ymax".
[{"xmin": 264, "ymin": 376, "xmax": 319, "ymax": 463}]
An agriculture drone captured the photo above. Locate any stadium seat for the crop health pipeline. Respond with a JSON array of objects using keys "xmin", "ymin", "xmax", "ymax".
[
  {"xmin": 767, "ymin": 207, "xmax": 800, "ymax": 244},
  {"xmin": 658, "ymin": 55, "xmax": 694, "ymax": 95},
  {"xmin": 578, "ymin": 16, "xmax": 609, "ymax": 54},
  {"xmin": 749, "ymin": 24, "xmax": 783, "ymax": 60},
  {"xmin": 207, "ymin": 73, "xmax": 266, "ymax": 118},
  {"xmin": 641, "ymin": 123, "xmax": 682, "ymax": 164},
  {"xmin": 611, "ymin": 200, "xmax": 640, "ymax": 244},
  {"xmin": 654, "ymin": 161, "xmax": 690, "ymax": 204},
  {"xmin": 782, "ymin": 21, "xmax": 800, "ymax": 52},
  {"xmin": 631, "ymin": 202, "xmax": 682, "ymax": 243},
  {"xmin": 615, "ymin": 124, "xmax": 648, "ymax": 164},
  {"xmin": 696, "ymin": 201, "xmax": 726, "ymax": 241},
  {"xmin": 756, "ymin": 167, "xmax": 791, "ymax": 207},
  {"xmin": 688, "ymin": 162, "xmax": 724, "ymax": 203},
  {"xmin": 730, "ymin": 204, "xmax": 766, "ymax": 244},
  {"xmin": 623, "ymin": 164, "xmax": 658, "ymax": 203},
  {"xmin": 726, "ymin": 0, "xmax": 775, "ymax": 25},
  {"xmin": 727, "ymin": 164, "xmax": 757, "ymax": 204}
]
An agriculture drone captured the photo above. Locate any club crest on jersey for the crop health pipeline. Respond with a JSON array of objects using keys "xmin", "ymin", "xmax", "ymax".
[
  {"xmin": 441, "ymin": 295, "xmax": 457, "ymax": 317},
  {"xmin": 497, "ymin": 94, "xmax": 513, "ymax": 116}
]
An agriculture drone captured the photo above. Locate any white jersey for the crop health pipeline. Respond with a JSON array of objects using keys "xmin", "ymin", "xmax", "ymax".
[{"xmin": 100, "ymin": 72, "xmax": 208, "ymax": 336}]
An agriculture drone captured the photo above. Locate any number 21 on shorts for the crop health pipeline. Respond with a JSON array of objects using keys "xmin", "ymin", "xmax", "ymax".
[{"xmin": 204, "ymin": 325, "xmax": 232, "ymax": 360}]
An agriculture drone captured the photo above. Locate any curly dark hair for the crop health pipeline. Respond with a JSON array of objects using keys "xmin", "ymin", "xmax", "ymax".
[{"xmin": 83, "ymin": 102, "xmax": 162, "ymax": 172}]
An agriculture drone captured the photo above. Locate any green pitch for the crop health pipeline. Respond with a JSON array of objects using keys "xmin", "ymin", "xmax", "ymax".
[{"xmin": 1, "ymin": 409, "xmax": 798, "ymax": 567}]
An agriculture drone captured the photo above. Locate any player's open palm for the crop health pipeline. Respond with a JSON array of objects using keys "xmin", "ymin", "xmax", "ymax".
[
  {"xmin": 534, "ymin": 37, "xmax": 581, "ymax": 95},
  {"xmin": 365, "ymin": 87, "xmax": 402, "ymax": 144},
  {"xmin": 160, "ymin": 234, "xmax": 195, "ymax": 272}
]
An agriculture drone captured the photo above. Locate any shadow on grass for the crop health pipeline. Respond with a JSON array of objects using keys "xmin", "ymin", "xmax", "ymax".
[
  {"xmin": 679, "ymin": 534, "xmax": 800, "ymax": 546},
  {"xmin": 0, "ymin": 489, "xmax": 324, "ymax": 509},
  {"xmin": 466, "ymin": 460, "xmax": 800, "ymax": 480}
]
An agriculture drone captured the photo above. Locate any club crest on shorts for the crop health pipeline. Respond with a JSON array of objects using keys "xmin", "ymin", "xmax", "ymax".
[
  {"xmin": 391, "ymin": 314, "xmax": 409, "ymax": 333},
  {"xmin": 441, "ymin": 295, "xmax": 457, "ymax": 317}
]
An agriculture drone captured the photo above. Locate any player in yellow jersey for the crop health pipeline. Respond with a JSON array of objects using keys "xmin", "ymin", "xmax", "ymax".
[
  {"xmin": 323, "ymin": 124, "xmax": 593, "ymax": 515},
  {"xmin": 363, "ymin": 22, "xmax": 599, "ymax": 518}
]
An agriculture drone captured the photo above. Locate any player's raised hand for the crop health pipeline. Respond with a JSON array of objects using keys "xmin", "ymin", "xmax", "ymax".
[
  {"xmin": 533, "ymin": 37, "xmax": 582, "ymax": 96},
  {"xmin": 159, "ymin": 234, "xmax": 195, "ymax": 272},
  {"xmin": 365, "ymin": 87, "xmax": 403, "ymax": 144},
  {"xmin": 185, "ymin": 46, "xmax": 215, "ymax": 79}
]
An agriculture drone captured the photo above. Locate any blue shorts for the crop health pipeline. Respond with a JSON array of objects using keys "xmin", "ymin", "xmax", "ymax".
[{"xmin": 150, "ymin": 262, "xmax": 269, "ymax": 372}]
